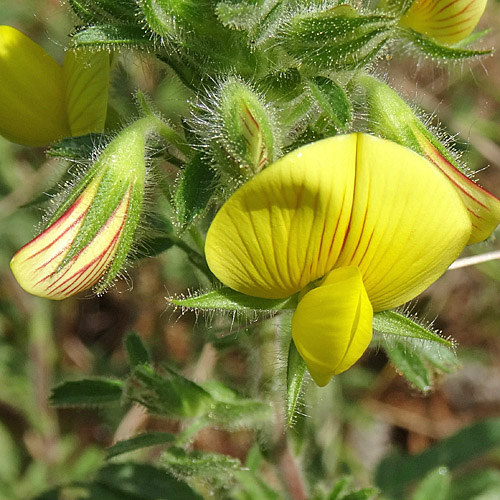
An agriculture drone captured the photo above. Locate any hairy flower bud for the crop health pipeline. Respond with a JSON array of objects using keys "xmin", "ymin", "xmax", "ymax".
[
  {"xmin": 399, "ymin": 0, "xmax": 487, "ymax": 45},
  {"xmin": 10, "ymin": 118, "xmax": 154, "ymax": 300}
]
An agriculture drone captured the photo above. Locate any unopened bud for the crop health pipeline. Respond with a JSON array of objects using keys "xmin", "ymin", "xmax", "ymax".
[{"xmin": 10, "ymin": 118, "xmax": 154, "ymax": 300}]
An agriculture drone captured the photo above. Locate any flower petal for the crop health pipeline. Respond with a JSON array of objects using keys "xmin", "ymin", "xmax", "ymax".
[
  {"xmin": 336, "ymin": 134, "xmax": 471, "ymax": 310},
  {"xmin": 63, "ymin": 49, "xmax": 109, "ymax": 136},
  {"xmin": 0, "ymin": 25, "xmax": 70, "ymax": 145},
  {"xmin": 292, "ymin": 266, "xmax": 373, "ymax": 386},
  {"xmin": 413, "ymin": 128, "xmax": 500, "ymax": 244},
  {"xmin": 400, "ymin": 0, "xmax": 487, "ymax": 45},
  {"xmin": 205, "ymin": 134, "xmax": 356, "ymax": 299}
]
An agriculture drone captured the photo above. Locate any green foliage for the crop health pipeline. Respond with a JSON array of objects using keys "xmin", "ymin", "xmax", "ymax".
[
  {"xmin": 124, "ymin": 331, "xmax": 152, "ymax": 367},
  {"xmin": 50, "ymin": 379, "xmax": 123, "ymax": 407},
  {"xmin": 376, "ymin": 418, "xmax": 500, "ymax": 498},
  {"xmin": 106, "ymin": 432, "xmax": 176, "ymax": 459}
]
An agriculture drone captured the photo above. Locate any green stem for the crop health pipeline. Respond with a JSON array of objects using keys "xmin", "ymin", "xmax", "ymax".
[
  {"xmin": 188, "ymin": 225, "xmax": 206, "ymax": 255},
  {"xmin": 168, "ymin": 234, "xmax": 214, "ymax": 282},
  {"xmin": 136, "ymin": 91, "xmax": 193, "ymax": 157}
]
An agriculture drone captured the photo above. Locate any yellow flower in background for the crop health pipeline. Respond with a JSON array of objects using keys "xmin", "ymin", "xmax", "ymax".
[
  {"xmin": 399, "ymin": 0, "xmax": 487, "ymax": 45},
  {"xmin": 205, "ymin": 133, "xmax": 500, "ymax": 386},
  {"xmin": 0, "ymin": 25, "xmax": 109, "ymax": 146}
]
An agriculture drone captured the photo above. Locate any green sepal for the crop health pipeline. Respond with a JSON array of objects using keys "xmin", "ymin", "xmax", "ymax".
[
  {"xmin": 402, "ymin": 29, "xmax": 493, "ymax": 60},
  {"xmin": 71, "ymin": 24, "xmax": 157, "ymax": 50},
  {"xmin": 373, "ymin": 310, "xmax": 452, "ymax": 346},
  {"xmin": 280, "ymin": 11, "xmax": 395, "ymax": 71},
  {"xmin": 174, "ymin": 153, "xmax": 216, "ymax": 230},
  {"xmin": 308, "ymin": 77, "xmax": 351, "ymax": 132},
  {"xmin": 168, "ymin": 287, "xmax": 298, "ymax": 312},
  {"xmin": 286, "ymin": 339, "xmax": 307, "ymax": 427}
]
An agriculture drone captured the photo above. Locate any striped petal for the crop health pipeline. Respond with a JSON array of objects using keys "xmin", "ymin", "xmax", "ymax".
[
  {"xmin": 292, "ymin": 267, "xmax": 373, "ymax": 386},
  {"xmin": 206, "ymin": 133, "xmax": 472, "ymax": 310},
  {"xmin": 335, "ymin": 133, "xmax": 471, "ymax": 311},
  {"xmin": 63, "ymin": 49, "xmax": 109, "ymax": 136},
  {"xmin": 10, "ymin": 179, "xmax": 130, "ymax": 300},
  {"xmin": 205, "ymin": 134, "xmax": 356, "ymax": 299},
  {"xmin": 0, "ymin": 25, "xmax": 69, "ymax": 146},
  {"xmin": 413, "ymin": 127, "xmax": 500, "ymax": 244},
  {"xmin": 400, "ymin": 0, "xmax": 487, "ymax": 45}
]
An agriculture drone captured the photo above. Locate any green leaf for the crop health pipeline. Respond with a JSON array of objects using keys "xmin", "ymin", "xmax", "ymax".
[
  {"xmin": 216, "ymin": 0, "xmax": 278, "ymax": 31},
  {"xmin": 286, "ymin": 339, "xmax": 307, "ymax": 427},
  {"xmin": 308, "ymin": 77, "xmax": 351, "ymax": 132},
  {"xmin": 411, "ymin": 467, "xmax": 450, "ymax": 500},
  {"xmin": 50, "ymin": 379, "xmax": 123, "ymax": 407},
  {"xmin": 403, "ymin": 30, "xmax": 492, "ymax": 60},
  {"xmin": 96, "ymin": 462, "xmax": 203, "ymax": 499},
  {"xmin": 201, "ymin": 381, "xmax": 273, "ymax": 429},
  {"xmin": 106, "ymin": 432, "xmax": 176, "ymax": 459},
  {"xmin": 174, "ymin": 153, "xmax": 216, "ymax": 229},
  {"xmin": 68, "ymin": 0, "xmax": 138, "ymax": 24},
  {"xmin": 383, "ymin": 339, "xmax": 431, "ymax": 392},
  {"xmin": 373, "ymin": 310, "xmax": 452, "ymax": 346},
  {"xmin": 71, "ymin": 24, "xmax": 157, "ymax": 50},
  {"xmin": 125, "ymin": 364, "xmax": 214, "ymax": 418},
  {"xmin": 376, "ymin": 418, "xmax": 500, "ymax": 499},
  {"xmin": 328, "ymin": 477, "xmax": 350, "ymax": 500},
  {"xmin": 162, "ymin": 447, "xmax": 241, "ymax": 488},
  {"xmin": 168, "ymin": 286, "xmax": 297, "ymax": 312},
  {"xmin": 124, "ymin": 331, "xmax": 151, "ymax": 368},
  {"xmin": 33, "ymin": 483, "xmax": 125, "ymax": 500}
]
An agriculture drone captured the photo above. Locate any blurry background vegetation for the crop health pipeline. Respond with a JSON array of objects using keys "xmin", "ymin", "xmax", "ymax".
[{"xmin": 2, "ymin": 1, "xmax": 500, "ymax": 499}]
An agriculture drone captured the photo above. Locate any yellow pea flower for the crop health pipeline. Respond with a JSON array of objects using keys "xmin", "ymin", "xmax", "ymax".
[
  {"xmin": 399, "ymin": 0, "xmax": 487, "ymax": 45},
  {"xmin": 205, "ymin": 133, "xmax": 499, "ymax": 386},
  {"xmin": 10, "ymin": 118, "xmax": 153, "ymax": 300},
  {"xmin": 0, "ymin": 25, "xmax": 109, "ymax": 146}
]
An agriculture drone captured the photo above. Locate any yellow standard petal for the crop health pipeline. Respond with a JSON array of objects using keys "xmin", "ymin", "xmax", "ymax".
[
  {"xmin": 0, "ymin": 25, "xmax": 70, "ymax": 146},
  {"xmin": 10, "ymin": 175, "xmax": 130, "ymax": 300},
  {"xmin": 400, "ymin": 0, "xmax": 487, "ymax": 45},
  {"xmin": 336, "ymin": 134, "xmax": 471, "ymax": 311},
  {"xmin": 63, "ymin": 49, "xmax": 109, "ymax": 136},
  {"xmin": 292, "ymin": 267, "xmax": 373, "ymax": 386},
  {"xmin": 205, "ymin": 134, "xmax": 356, "ymax": 299}
]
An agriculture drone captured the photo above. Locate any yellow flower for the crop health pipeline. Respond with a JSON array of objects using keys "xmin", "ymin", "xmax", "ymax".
[
  {"xmin": 10, "ymin": 118, "xmax": 153, "ymax": 300},
  {"xmin": 400, "ymin": 0, "xmax": 487, "ymax": 45},
  {"xmin": 0, "ymin": 25, "xmax": 109, "ymax": 146},
  {"xmin": 205, "ymin": 133, "xmax": 500, "ymax": 386}
]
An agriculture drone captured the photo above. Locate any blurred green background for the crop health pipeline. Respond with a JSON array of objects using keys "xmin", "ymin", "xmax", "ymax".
[{"xmin": 2, "ymin": 2, "xmax": 500, "ymax": 499}]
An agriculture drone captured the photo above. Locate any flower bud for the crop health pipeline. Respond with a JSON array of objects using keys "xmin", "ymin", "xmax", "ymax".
[
  {"xmin": 208, "ymin": 79, "xmax": 278, "ymax": 180},
  {"xmin": 399, "ymin": 0, "xmax": 487, "ymax": 45},
  {"xmin": 0, "ymin": 25, "xmax": 109, "ymax": 146},
  {"xmin": 357, "ymin": 74, "xmax": 500, "ymax": 244},
  {"xmin": 10, "ymin": 118, "xmax": 154, "ymax": 300}
]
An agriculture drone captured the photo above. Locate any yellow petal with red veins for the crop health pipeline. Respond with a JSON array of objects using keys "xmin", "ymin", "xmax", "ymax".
[
  {"xmin": 292, "ymin": 266, "xmax": 373, "ymax": 386},
  {"xmin": 400, "ymin": 0, "xmax": 487, "ymax": 45},
  {"xmin": 10, "ymin": 176, "xmax": 130, "ymax": 300},
  {"xmin": 0, "ymin": 25, "xmax": 69, "ymax": 146},
  {"xmin": 413, "ymin": 128, "xmax": 500, "ymax": 244}
]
